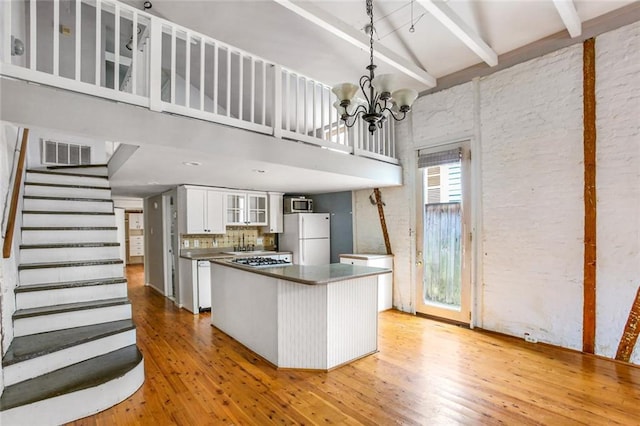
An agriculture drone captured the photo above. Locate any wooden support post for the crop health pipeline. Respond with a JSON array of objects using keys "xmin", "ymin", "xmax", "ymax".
[
  {"xmin": 616, "ymin": 286, "xmax": 640, "ymax": 362},
  {"xmin": 3, "ymin": 128, "xmax": 29, "ymax": 258},
  {"xmin": 582, "ymin": 37, "xmax": 597, "ymax": 354},
  {"xmin": 373, "ymin": 188, "xmax": 392, "ymax": 255}
]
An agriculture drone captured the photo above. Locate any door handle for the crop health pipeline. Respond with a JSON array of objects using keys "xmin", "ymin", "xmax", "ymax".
[{"xmin": 416, "ymin": 260, "xmax": 423, "ymax": 266}]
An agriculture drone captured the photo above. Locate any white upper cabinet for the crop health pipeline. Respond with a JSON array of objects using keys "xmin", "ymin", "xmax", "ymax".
[
  {"xmin": 226, "ymin": 192, "xmax": 268, "ymax": 226},
  {"xmin": 263, "ymin": 192, "xmax": 284, "ymax": 233},
  {"xmin": 129, "ymin": 213, "xmax": 144, "ymax": 230},
  {"xmin": 185, "ymin": 188, "xmax": 225, "ymax": 234}
]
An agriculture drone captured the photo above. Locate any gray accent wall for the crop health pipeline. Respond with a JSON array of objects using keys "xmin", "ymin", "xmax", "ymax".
[
  {"xmin": 311, "ymin": 191, "xmax": 353, "ymax": 263},
  {"xmin": 144, "ymin": 194, "xmax": 164, "ymax": 294}
]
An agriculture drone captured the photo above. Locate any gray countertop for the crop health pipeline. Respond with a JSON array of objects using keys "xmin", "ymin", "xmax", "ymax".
[
  {"xmin": 180, "ymin": 251, "xmax": 235, "ymax": 260},
  {"xmin": 180, "ymin": 249, "xmax": 290, "ymax": 260},
  {"xmin": 211, "ymin": 260, "xmax": 391, "ymax": 285}
]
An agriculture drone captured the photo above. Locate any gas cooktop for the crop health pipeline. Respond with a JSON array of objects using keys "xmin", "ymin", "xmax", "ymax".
[{"xmin": 231, "ymin": 257, "xmax": 292, "ymax": 268}]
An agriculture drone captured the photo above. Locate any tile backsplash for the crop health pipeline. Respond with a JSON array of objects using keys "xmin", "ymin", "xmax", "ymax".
[{"xmin": 181, "ymin": 227, "xmax": 276, "ymax": 250}]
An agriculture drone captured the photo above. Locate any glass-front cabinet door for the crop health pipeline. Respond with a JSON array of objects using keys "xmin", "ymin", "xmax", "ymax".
[
  {"xmin": 226, "ymin": 193, "xmax": 246, "ymax": 225},
  {"xmin": 247, "ymin": 194, "xmax": 268, "ymax": 225},
  {"xmin": 226, "ymin": 193, "xmax": 268, "ymax": 226}
]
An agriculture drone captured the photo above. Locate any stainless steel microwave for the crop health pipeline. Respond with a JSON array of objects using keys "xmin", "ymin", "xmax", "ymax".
[{"xmin": 284, "ymin": 197, "xmax": 313, "ymax": 213}]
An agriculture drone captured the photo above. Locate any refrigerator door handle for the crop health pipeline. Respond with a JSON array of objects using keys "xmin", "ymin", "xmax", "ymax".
[
  {"xmin": 301, "ymin": 216, "xmax": 305, "ymax": 239},
  {"xmin": 301, "ymin": 241, "xmax": 304, "ymax": 263}
]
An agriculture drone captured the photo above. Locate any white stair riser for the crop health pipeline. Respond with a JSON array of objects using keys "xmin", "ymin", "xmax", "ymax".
[
  {"xmin": 21, "ymin": 229, "xmax": 117, "ymax": 244},
  {"xmin": 13, "ymin": 304, "xmax": 132, "ymax": 336},
  {"xmin": 20, "ymin": 246, "xmax": 121, "ymax": 263},
  {"xmin": 19, "ymin": 264, "xmax": 123, "ymax": 285},
  {"xmin": 23, "ymin": 198, "xmax": 113, "ymax": 213},
  {"xmin": 25, "ymin": 185, "xmax": 111, "ymax": 199},
  {"xmin": 3, "ymin": 329, "xmax": 136, "ymax": 386},
  {"xmin": 26, "ymin": 172, "xmax": 109, "ymax": 187},
  {"xmin": 0, "ymin": 359, "xmax": 144, "ymax": 426},
  {"xmin": 22, "ymin": 213, "xmax": 115, "ymax": 227},
  {"xmin": 16, "ymin": 283, "xmax": 127, "ymax": 309}
]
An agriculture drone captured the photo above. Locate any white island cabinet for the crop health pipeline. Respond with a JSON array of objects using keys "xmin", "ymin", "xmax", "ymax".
[
  {"xmin": 210, "ymin": 261, "xmax": 390, "ymax": 370},
  {"xmin": 340, "ymin": 254, "xmax": 393, "ymax": 311}
]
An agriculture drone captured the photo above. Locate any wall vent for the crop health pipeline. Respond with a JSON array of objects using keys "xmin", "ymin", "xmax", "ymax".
[{"xmin": 42, "ymin": 140, "xmax": 91, "ymax": 165}]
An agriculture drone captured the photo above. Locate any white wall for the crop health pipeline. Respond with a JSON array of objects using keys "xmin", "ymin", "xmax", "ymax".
[
  {"xmin": 0, "ymin": 123, "xmax": 23, "ymax": 359},
  {"xmin": 354, "ymin": 21, "xmax": 640, "ymax": 363},
  {"xmin": 113, "ymin": 197, "xmax": 143, "ymax": 210},
  {"xmin": 594, "ymin": 22, "xmax": 640, "ymax": 363},
  {"xmin": 26, "ymin": 129, "xmax": 108, "ymax": 169},
  {"xmin": 480, "ymin": 45, "xmax": 584, "ymax": 350}
]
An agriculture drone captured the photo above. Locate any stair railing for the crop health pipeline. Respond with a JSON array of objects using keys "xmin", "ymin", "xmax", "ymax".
[
  {"xmin": 2, "ymin": 128, "xmax": 29, "ymax": 259},
  {"xmin": 0, "ymin": 0, "xmax": 398, "ymax": 164}
]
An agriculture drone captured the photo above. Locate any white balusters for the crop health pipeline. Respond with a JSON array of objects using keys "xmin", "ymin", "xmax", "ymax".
[
  {"xmin": 131, "ymin": 12, "xmax": 137, "ymax": 94},
  {"xmin": 29, "ymin": 0, "xmax": 36, "ymax": 70},
  {"xmin": 53, "ymin": 0, "xmax": 60, "ymax": 76},
  {"xmin": 75, "ymin": 0, "xmax": 81, "ymax": 80},
  {"xmin": 213, "ymin": 42, "xmax": 218, "ymax": 115},
  {"xmin": 199, "ymin": 38, "xmax": 205, "ymax": 111},
  {"xmin": 113, "ymin": 3, "xmax": 120, "ymax": 90},
  {"xmin": 0, "ymin": 0, "xmax": 397, "ymax": 162},
  {"xmin": 170, "ymin": 27, "xmax": 176, "ymax": 104}
]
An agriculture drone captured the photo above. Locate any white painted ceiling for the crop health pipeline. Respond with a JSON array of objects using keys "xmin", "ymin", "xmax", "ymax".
[
  {"xmin": 36, "ymin": 0, "xmax": 638, "ymax": 197},
  {"xmin": 125, "ymin": 0, "xmax": 634, "ymax": 90}
]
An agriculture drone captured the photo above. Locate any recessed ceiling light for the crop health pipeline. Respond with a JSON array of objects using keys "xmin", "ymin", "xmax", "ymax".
[
  {"xmin": 252, "ymin": 169, "xmax": 266, "ymax": 174},
  {"xmin": 183, "ymin": 161, "xmax": 201, "ymax": 166}
]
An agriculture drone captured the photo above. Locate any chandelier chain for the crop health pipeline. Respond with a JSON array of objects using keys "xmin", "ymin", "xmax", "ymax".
[{"xmin": 367, "ymin": 0, "xmax": 374, "ymax": 69}]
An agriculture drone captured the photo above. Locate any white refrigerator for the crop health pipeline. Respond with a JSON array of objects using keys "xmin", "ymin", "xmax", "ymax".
[{"xmin": 280, "ymin": 213, "xmax": 330, "ymax": 265}]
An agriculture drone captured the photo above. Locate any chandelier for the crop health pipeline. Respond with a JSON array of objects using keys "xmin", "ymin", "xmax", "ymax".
[{"xmin": 332, "ymin": 0, "xmax": 419, "ymax": 135}]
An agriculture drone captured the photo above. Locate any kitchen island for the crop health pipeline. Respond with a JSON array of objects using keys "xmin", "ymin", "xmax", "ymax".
[{"xmin": 210, "ymin": 261, "xmax": 391, "ymax": 370}]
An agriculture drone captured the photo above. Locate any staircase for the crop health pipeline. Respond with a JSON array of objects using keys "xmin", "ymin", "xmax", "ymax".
[{"xmin": 0, "ymin": 165, "xmax": 144, "ymax": 425}]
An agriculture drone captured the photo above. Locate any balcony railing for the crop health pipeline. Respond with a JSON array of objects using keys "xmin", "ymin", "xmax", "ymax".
[{"xmin": 1, "ymin": 0, "xmax": 397, "ymax": 164}]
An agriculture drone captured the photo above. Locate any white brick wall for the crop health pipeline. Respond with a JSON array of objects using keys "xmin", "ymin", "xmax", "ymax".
[
  {"xmin": 595, "ymin": 22, "xmax": 640, "ymax": 363},
  {"xmin": 354, "ymin": 20, "xmax": 640, "ymax": 362},
  {"xmin": 480, "ymin": 44, "xmax": 584, "ymax": 350}
]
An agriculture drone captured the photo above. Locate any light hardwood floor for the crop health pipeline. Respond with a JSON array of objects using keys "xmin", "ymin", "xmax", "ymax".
[{"xmin": 68, "ymin": 265, "xmax": 640, "ymax": 425}]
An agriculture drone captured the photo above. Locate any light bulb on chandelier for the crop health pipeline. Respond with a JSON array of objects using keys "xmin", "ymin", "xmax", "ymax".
[{"xmin": 332, "ymin": 0, "xmax": 418, "ymax": 135}]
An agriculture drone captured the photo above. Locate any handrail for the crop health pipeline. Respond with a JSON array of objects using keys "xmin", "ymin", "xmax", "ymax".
[{"xmin": 3, "ymin": 128, "xmax": 29, "ymax": 258}]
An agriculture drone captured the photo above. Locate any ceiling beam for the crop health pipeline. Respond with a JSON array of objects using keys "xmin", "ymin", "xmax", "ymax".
[
  {"xmin": 553, "ymin": 0, "xmax": 582, "ymax": 38},
  {"xmin": 272, "ymin": 0, "xmax": 436, "ymax": 88},
  {"xmin": 415, "ymin": 0, "xmax": 498, "ymax": 67}
]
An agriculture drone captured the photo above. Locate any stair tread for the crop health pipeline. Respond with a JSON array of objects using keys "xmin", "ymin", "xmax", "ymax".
[
  {"xmin": 15, "ymin": 277, "xmax": 127, "ymax": 292},
  {"xmin": 19, "ymin": 259, "xmax": 124, "ymax": 270},
  {"xmin": 2, "ymin": 320, "xmax": 135, "ymax": 367},
  {"xmin": 27, "ymin": 169, "xmax": 109, "ymax": 179},
  {"xmin": 25, "ymin": 182, "xmax": 111, "ymax": 190},
  {"xmin": 21, "ymin": 226, "xmax": 117, "ymax": 230},
  {"xmin": 21, "ymin": 242, "xmax": 120, "ymax": 249},
  {"xmin": 23, "ymin": 195, "xmax": 112, "ymax": 202},
  {"xmin": 22, "ymin": 210, "xmax": 114, "ymax": 215},
  {"xmin": 14, "ymin": 298, "xmax": 130, "ymax": 319},
  {"xmin": 0, "ymin": 344, "xmax": 142, "ymax": 411}
]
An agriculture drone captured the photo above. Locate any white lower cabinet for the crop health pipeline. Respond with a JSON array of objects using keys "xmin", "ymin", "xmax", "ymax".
[{"xmin": 339, "ymin": 254, "xmax": 393, "ymax": 311}]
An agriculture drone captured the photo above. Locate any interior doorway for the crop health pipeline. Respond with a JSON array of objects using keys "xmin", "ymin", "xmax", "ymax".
[
  {"xmin": 415, "ymin": 142, "xmax": 471, "ymax": 324},
  {"xmin": 163, "ymin": 191, "xmax": 178, "ymax": 300}
]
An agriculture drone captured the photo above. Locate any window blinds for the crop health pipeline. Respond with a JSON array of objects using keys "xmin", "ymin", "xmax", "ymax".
[{"xmin": 417, "ymin": 148, "xmax": 462, "ymax": 169}]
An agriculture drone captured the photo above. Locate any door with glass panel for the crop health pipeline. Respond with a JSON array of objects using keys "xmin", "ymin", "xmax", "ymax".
[{"xmin": 416, "ymin": 143, "xmax": 471, "ymax": 323}]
